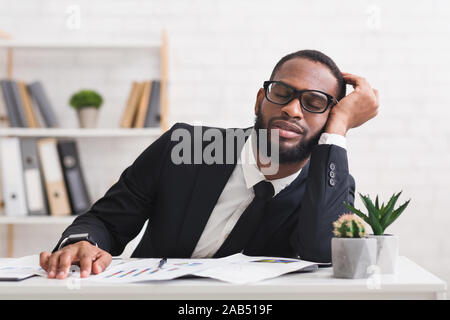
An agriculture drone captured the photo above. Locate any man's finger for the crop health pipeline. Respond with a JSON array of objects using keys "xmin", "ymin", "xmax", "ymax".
[
  {"xmin": 47, "ymin": 252, "xmax": 61, "ymax": 278},
  {"xmin": 39, "ymin": 251, "xmax": 51, "ymax": 271},
  {"xmin": 57, "ymin": 250, "xmax": 74, "ymax": 279},
  {"xmin": 79, "ymin": 251, "xmax": 93, "ymax": 278},
  {"xmin": 342, "ymin": 73, "xmax": 371, "ymax": 89},
  {"xmin": 373, "ymin": 88, "xmax": 379, "ymax": 99},
  {"xmin": 92, "ymin": 252, "xmax": 112, "ymax": 275}
]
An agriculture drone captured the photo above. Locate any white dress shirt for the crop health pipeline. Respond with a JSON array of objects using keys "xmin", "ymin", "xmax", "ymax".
[{"xmin": 191, "ymin": 131, "xmax": 346, "ymax": 258}]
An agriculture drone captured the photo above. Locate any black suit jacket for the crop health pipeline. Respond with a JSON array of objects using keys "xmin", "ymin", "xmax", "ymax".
[{"xmin": 54, "ymin": 122, "xmax": 355, "ymax": 263}]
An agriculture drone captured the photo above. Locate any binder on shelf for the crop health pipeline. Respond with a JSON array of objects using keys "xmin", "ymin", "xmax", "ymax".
[
  {"xmin": 0, "ymin": 82, "xmax": 9, "ymax": 128},
  {"xmin": 37, "ymin": 138, "xmax": 71, "ymax": 216},
  {"xmin": 27, "ymin": 81, "xmax": 59, "ymax": 128},
  {"xmin": 57, "ymin": 139, "xmax": 91, "ymax": 215},
  {"xmin": 17, "ymin": 81, "xmax": 39, "ymax": 128},
  {"xmin": 120, "ymin": 82, "xmax": 144, "ymax": 128},
  {"xmin": 134, "ymin": 81, "xmax": 152, "ymax": 128},
  {"xmin": 9, "ymin": 80, "xmax": 29, "ymax": 127},
  {"xmin": 0, "ymin": 137, "xmax": 28, "ymax": 216},
  {"xmin": 144, "ymin": 80, "xmax": 161, "ymax": 128},
  {"xmin": 20, "ymin": 138, "xmax": 48, "ymax": 216},
  {"xmin": 1, "ymin": 79, "xmax": 22, "ymax": 127}
]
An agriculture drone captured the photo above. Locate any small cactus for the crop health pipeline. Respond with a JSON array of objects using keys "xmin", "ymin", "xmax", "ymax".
[{"xmin": 333, "ymin": 213, "xmax": 367, "ymax": 238}]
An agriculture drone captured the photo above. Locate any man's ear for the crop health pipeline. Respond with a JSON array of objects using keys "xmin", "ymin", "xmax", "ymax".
[{"xmin": 254, "ymin": 88, "xmax": 265, "ymax": 115}]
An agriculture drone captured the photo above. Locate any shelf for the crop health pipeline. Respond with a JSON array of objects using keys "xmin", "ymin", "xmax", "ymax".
[
  {"xmin": 0, "ymin": 40, "xmax": 161, "ymax": 49},
  {"xmin": 0, "ymin": 128, "xmax": 162, "ymax": 138},
  {"xmin": 0, "ymin": 216, "xmax": 76, "ymax": 225}
]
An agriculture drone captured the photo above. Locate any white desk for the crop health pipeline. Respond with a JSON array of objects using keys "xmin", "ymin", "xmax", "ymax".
[{"xmin": 0, "ymin": 256, "xmax": 446, "ymax": 300}]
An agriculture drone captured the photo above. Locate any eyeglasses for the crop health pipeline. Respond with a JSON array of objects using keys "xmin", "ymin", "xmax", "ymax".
[{"xmin": 263, "ymin": 80, "xmax": 339, "ymax": 114}]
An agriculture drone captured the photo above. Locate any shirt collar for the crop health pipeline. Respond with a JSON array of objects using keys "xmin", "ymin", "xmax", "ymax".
[{"xmin": 239, "ymin": 129, "xmax": 302, "ymax": 197}]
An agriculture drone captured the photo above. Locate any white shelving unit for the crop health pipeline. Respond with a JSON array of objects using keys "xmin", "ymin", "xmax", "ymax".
[
  {"xmin": 0, "ymin": 216, "xmax": 76, "ymax": 225},
  {"xmin": 0, "ymin": 128, "xmax": 162, "ymax": 138},
  {"xmin": 0, "ymin": 31, "xmax": 169, "ymax": 257}
]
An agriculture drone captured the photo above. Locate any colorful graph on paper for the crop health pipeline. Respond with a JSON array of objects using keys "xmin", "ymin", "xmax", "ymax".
[
  {"xmin": 251, "ymin": 259, "xmax": 297, "ymax": 264},
  {"xmin": 89, "ymin": 258, "xmax": 220, "ymax": 283}
]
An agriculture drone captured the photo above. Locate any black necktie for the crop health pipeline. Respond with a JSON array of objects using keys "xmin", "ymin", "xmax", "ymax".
[{"xmin": 214, "ymin": 180, "xmax": 275, "ymax": 258}]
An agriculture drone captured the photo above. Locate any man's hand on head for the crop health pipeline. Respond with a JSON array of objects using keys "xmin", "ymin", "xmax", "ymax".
[
  {"xmin": 39, "ymin": 241, "xmax": 112, "ymax": 279},
  {"xmin": 325, "ymin": 72, "xmax": 379, "ymax": 136}
]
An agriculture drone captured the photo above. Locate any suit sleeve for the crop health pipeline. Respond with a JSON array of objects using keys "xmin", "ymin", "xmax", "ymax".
[
  {"xmin": 290, "ymin": 144, "xmax": 356, "ymax": 263},
  {"xmin": 52, "ymin": 123, "xmax": 179, "ymax": 256}
]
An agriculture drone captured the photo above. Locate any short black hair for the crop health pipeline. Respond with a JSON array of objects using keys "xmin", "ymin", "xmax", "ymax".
[{"xmin": 269, "ymin": 49, "xmax": 346, "ymax": 101}]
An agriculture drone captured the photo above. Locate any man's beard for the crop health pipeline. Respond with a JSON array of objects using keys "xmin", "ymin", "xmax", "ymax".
[{"xmin": 253, "ymin": 107, "xmax": 323, "ymax": 164}]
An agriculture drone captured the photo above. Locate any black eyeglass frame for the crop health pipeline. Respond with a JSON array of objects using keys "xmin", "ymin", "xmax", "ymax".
[{"xmin": 263, "ymin": 80, "xmax": 339, "ymax": 114}]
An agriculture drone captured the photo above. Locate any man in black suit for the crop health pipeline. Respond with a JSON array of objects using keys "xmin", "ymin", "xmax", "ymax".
[{"xmin": 40, "ymin": 50, "xmax": 379, "ymax": 279}]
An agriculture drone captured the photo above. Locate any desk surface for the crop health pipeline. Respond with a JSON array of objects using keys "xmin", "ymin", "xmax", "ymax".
[{"xmin": 0, "ymin": 256, "xmax": 446, "ymax": 300}]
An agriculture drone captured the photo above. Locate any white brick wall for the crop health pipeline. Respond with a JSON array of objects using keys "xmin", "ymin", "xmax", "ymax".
[{"xmin": 0, "ymin": 0, "xmax": 449, "ymax": 290}]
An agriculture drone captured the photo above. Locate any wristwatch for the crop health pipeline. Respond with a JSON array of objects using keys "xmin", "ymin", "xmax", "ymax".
[{"xmin": 58, "ymin": 233, "xmax": 97, "ymax": 250}]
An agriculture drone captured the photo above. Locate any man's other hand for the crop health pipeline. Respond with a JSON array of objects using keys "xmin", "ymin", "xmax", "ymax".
[
  {"xmin": 325, "ymin": 72, "xmax": 379, "ymax": 136},
  {"xmin": 39, "ymin": 241, "xmax": 112, "ymax": 279}
]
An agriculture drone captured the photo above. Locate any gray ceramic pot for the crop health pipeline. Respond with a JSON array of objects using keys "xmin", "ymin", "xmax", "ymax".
[
  {"xmin": 331, "ymin": 237, "xmax": 377, "ymax": 279},
  {"xmin": 77, "ymin": 107, "xmax": 99, "ymax": 128},
  {"xmin": 367, "ymin": 234, "xmax": 399, "ymax": 274}
]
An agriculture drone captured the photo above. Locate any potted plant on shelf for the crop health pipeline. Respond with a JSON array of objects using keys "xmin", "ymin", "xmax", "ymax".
[
  {"xmin": 69, "ymin": 89, "xmax": 103, "ymax": 128},
  {"xmin": 331, "ymin": 214, "xmax": 377, "ymax": 279},
  {"xmin": 343, "ymin": 191, "xmax": 410, "ymax": 274}
]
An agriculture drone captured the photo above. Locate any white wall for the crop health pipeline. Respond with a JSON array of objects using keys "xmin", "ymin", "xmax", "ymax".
[{"xmin": 0, "ymin": 0, "xmax": 449, "ymax": 289}]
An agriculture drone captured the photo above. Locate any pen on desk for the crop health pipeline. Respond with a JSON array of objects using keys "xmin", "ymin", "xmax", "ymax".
[{"xmin": 157, "ymin": 258, "xmax": 167, "ymax": 270}]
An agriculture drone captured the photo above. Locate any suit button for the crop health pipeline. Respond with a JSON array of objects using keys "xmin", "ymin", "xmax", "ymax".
[
  {"xmin": 329, "ymin": 178, "xmax": 336, "ymax": 186},
  {"xmin": 329, "ymin": 162, "xmax": 336, "ymax": 170},
  {"xmin": 329, "ymin": 171, "xmax": 335, "ymax": 178}
]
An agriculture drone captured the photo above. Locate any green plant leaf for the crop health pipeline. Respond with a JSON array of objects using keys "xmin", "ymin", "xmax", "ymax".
[
  {"xmin": 343, "ymin": 201, "xmax": 369, "ymax": 224},
  {"xmin": 359, "ymin": 193, "xmax": 383, "ymax": 235},
  {"xmin": 380, "ymin": 202, "xmax": 386, "ymax": 216},
  {"xmin": 70, "ymin": 90, "xmax": 103, "ymax": 109},
  {"xmin": 380, "ymin": 191, "xmax": 402, "ymax": 228},
  {"xmin": 383, "ymin": 199, "xmax": 411, "ymax": 231},
  {"xmin": 375, "ymin": 195, "xmax": 379, "ymax": 210}
]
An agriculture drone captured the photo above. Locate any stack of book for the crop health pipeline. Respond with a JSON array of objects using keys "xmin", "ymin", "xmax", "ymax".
[
  {"xmin": 120, "ymin": 80, "xmax": 161, "ymax": 128},
  {"xmin": 0, "ymin": 137, "xmax": 91, "ymax": 217},
  {"xmin": 0, "ymin": 79, "xmax": 59, "ymax": 128}
]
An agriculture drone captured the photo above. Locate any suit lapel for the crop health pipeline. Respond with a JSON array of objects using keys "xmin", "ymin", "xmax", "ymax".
[
  {"xmin": 174, "ymin": 163, "xmax": 236, "ymax": 257},
  {"xmin": 174, "ymin": 127, "xmax": 251, "ymax": 257}
]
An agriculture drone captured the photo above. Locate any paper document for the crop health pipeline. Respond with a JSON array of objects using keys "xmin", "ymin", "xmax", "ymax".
[
  {"xmin": 89, "ymin": 255, "xmax": 239, "ymax": 283},
  {"xmin": 193, "ymin": 254, "xmax": 318, "ymax": 284},
  {"xmin": 0, "ymin": 254, "xmax": 319, "ymax": 284},
  {"xmin": 0, "ymin": 255, "xmax": 42, "ymax": 281},
  {"xmin": 88, "ymin": 254, "xmax": 318, "ymax": 284}
]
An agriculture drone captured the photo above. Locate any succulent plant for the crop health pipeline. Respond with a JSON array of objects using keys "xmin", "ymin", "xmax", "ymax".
[
  {"xmin": 69, "ymin": 89, "xmax": 103, "ymax": 110},
  {"xmin": 332, "ymin": 213, "xmax": 367, "ymax": 238},
  {"xmin": 343, "ymin": 191, "xmax": 410, "ymax": 236}
]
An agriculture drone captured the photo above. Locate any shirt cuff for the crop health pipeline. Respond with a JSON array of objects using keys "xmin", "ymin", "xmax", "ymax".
[{"xmin": 318, "ymin": 133, "xmax": 347, "ymax": 150}]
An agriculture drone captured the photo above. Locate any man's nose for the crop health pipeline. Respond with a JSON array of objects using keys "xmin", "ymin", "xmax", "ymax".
[{"xmin": 280, "ymin": 98, "xmax": 304, "ymax": 120}]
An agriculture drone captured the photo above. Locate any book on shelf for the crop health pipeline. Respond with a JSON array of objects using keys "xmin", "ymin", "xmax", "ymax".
[
  {"xmin": 17, "ymin": 81, "xmax": 39, "ymax": 128},
  {"xmin": 119, "ymin": 80, "xmax": 161, "ymax": 129},
  {"xmin": 134, "ymin": 80, "xmax": 152, "ymax": 128},
  {"xmin": 0, "ymin": 81, "xmax": 10, "ymax": 128},
  {"xmin": 144, "ymin": 80, "xmax": 161, "ymax": 128},
  {"xmin": 120, "ymin": 81, "xmax": 143, "ymax": 128},
  {"xmin": 0, "ymin": 78, "xmax": 59, "ymax": 128},
  {"xmin": 0, "ymin": 79, "xmax": 26, "ymax": 127},
  {"xmin": 27, "ymin": 81, "xmax": 59, "ymax": 128}
]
